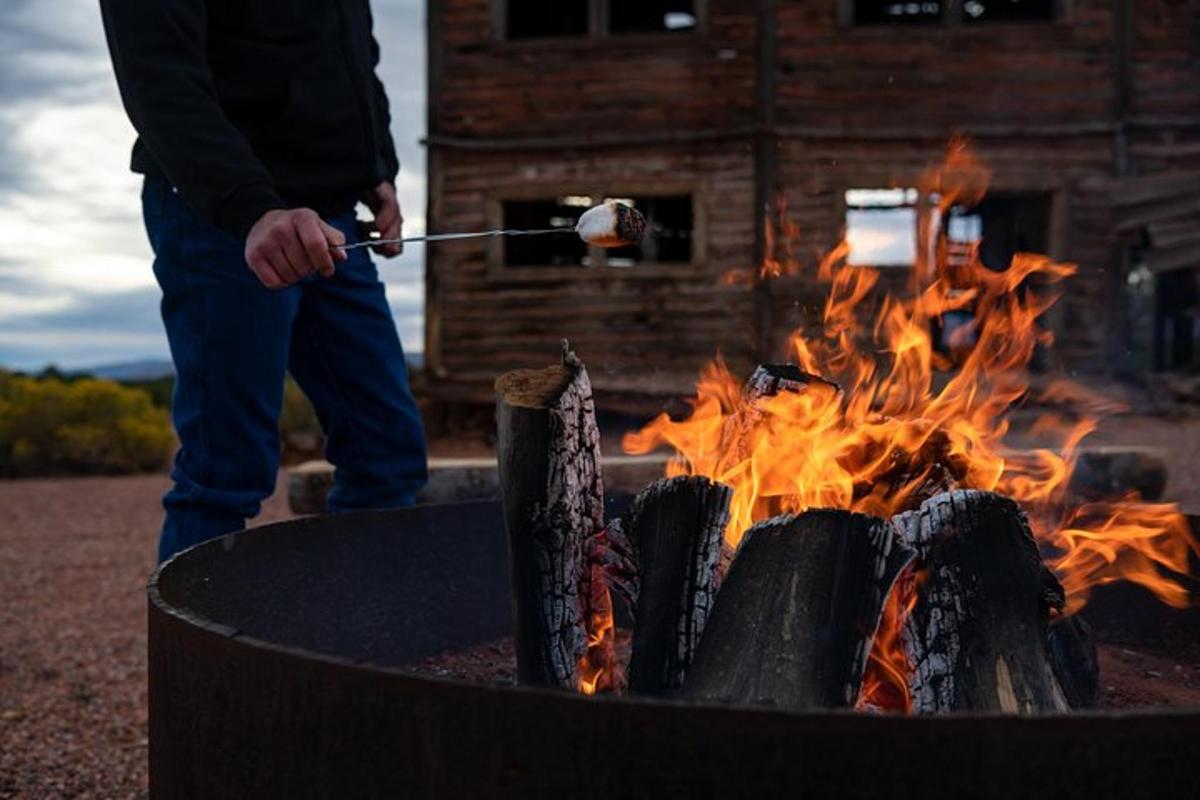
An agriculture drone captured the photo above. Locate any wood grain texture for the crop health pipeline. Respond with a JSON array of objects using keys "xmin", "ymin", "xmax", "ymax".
[
  {"xmin": 495, "ymin": 341, "xmax": 614, "ymax": 690},
  {"xmin": 682, "ymin": 509, "xmax": 915, "ymax": 710}
]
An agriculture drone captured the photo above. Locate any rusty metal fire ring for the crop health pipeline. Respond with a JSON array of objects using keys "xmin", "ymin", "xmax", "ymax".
[{"xmin": 148, "ymin": 501, "xmax": 1200, "ymax": 799}]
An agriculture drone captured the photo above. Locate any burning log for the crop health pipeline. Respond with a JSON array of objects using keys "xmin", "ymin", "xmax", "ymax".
[
  {"xmin": 1047, "ymin": 615, "xmax": 1100, "ymax": 709},
  {"xmin": 682, "ymin": 509, "xmax": 915, "ymax": 710},
  {"xmin": 495, "ymin": 341, "xmax": 614, "ymax": 692},
  {"xmin": 610, "ymin": 476, "xmax": 732, "ymax": 696},
  {"xmin": 743, "ymin": 363, "xmax": 840, "ymax": 400},
  {"xmin": 893, "ymin": 490, "xmax": 1070, "ymax": 713}
]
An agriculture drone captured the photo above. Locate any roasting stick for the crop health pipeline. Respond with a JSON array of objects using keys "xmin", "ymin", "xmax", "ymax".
[
  {"xmin": 331, "ymin": 200, "xmax": 648, "ymax": 252},
  {"xmin": 332, "ymin": 228, "xmax": 568, "ymax": 251}
]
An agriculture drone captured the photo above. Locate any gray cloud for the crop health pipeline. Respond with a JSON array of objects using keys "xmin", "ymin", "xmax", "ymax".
[{"xmin": 0, "ymin": 0, "xmax": 428, "ymax": 370}]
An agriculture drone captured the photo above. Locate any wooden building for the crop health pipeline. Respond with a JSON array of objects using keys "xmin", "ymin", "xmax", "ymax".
[{"xmin": 423, "ymin": 0, "xmax": 1200, "ymax": 407}]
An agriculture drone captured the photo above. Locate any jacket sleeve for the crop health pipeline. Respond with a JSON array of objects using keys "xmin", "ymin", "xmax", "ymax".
[
  {"xmin": 368, "ymin": 18, "xmax": 400, "ymax": 183},
  {"xmin": 100, "ymin": 0, "xmax": 286, "ymax": 240}
]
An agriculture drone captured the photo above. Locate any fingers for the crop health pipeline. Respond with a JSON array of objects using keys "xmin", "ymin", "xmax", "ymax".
[
  {"xmin": 296, "ymin": 214, "xmax": 337, "ymax": 277},
  {"xmin": 246, "ymin": 248, "xmax": 286, "ymax": 290},
  {"xmin": 371, "ymin": 200, "xmax": 403, "ymax": 258},
  {"xmin": 244, "ymin": 207, "xmax": 353, "ymax": 288},
  {"xmin": 320, "ymin": 219, "xmax": 349, "ymax": 266}
]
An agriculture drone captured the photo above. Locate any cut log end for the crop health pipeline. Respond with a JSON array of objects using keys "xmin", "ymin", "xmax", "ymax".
[{"xmin": 494, "ymin": 365, "xmax": 574, "ymax": 409}]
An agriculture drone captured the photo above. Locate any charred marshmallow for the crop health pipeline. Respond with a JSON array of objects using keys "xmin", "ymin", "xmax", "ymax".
[{"xmin": 575, "ymin": 201, "xmax": 647, "ymax": 248}]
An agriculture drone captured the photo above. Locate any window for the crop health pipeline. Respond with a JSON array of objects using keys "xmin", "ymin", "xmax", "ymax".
[
  {"xmin": 610, "ymin": 0, "xmax": 698, "ymax": 34},
  {"xmin": 853, "ymin": 1, "xmax": 943, "ymax": 24},
  {"xmin": 945, "ymin": 193, "xmax": 1051, "ymax": 271},
  {"xmin": 844, "ymin": 188, "xmax": 1050, "ymax": 271},
  {"xmin": 605, "ymin": 195, "xmax": 693, "ymax": 266},
  {"xmin": 845, "ymin": 188, "xmax": 920, "ymax": 267},
  {"xmin": 502, "ymin": 0, "xmax": 699, "ymax": 40},
  {"xmin": 506, "ymin": 0, "xmax": 589, "ymax": 39},
  {"xmin": 962, "ymin": 0, "xmax": 1055, "ymax": 22},
  {"xmin": 502, "ymin": 198, "xmax": 589, "ymax": 267},
  {"xmin": 849, "ymin": 0, "xmax": 1055, "ymax": 25},
  {"xmin": 500, "ymin": 193, "xmax": 694, "ymax": 270}
]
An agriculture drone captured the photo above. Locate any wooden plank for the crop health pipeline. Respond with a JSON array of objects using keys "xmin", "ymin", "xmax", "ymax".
[{"xmin": 1113, "ymin": 170, "xmax": 1200, "ymax": 207}]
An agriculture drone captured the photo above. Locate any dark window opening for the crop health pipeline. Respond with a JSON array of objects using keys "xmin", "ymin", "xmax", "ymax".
[
  {"xmin": 945, "ymin": 193, "xmax": 1051, "ymax": 272},
  {"xmin": 604, "ymin": 195, "xmax": 694, "ymax": 266},
  {"xmin": 962, "ymin": 0, "xmax": 1055, "ymax": 22},
  {"xmin": 854, "ymin": 1, "xmax": 943, "ymax": 24},
  {"xmin": 501, "ymin": 194, "xmax": 693, "ymax": 269},
  {"xmin": 610, "ymin": 0, "xmax": 697, "ymax": 34},
  {"xmin": 506, "ymin": 0, "xmax": 589, "ymax": 39},
  {"xmin": 502, "ymin": 198, "xmax": 589, "ymax": 267},
  {"xmin": 936, "ymin": 192, "xmax": 1052, "ymax": 362}
]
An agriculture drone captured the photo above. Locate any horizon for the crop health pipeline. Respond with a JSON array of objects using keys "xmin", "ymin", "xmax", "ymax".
[{"xmin": 0, "ymin": 0, "xmax": 428, "ymax": 373}]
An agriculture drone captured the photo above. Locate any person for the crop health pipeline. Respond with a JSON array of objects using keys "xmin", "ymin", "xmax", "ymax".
[{"xmin": 100, "ymin": 0, "xmax": 428, "ymax": 562}]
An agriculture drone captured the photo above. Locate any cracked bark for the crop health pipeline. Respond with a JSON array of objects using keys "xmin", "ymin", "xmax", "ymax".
[
  {"xmin": 495, "ymin": 341, "xmax": 614, "ymax": 691},
  {"xmin": 682, "ymin": 509, "xmax": 914, "ymax": 710},
  {"xmin": 611, "ymin": 476, "xmax": 732, "ymax": 696},
  {"xmin": 892, "ymin": 490, "xmax": 1070, "ymax": 713}
]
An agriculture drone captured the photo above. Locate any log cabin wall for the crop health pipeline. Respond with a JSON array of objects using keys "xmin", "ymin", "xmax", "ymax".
[
  {"xmin": 426, "ymin": 0, "xmax": 761, "ymax": 404},
  {"xmin": 425, "ymin": 0, "xmax": 1200, "ymax": 405}
]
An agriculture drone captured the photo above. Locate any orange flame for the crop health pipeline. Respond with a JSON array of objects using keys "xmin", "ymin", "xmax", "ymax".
[{"xmin": 624, "ymin": 140, "xmax": 1199, "ymax": 710}]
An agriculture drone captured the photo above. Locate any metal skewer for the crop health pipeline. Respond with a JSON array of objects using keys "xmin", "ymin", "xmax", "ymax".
[{"xmin": 332, "ymin": 227, "xmax": 572, "ymax": 251}]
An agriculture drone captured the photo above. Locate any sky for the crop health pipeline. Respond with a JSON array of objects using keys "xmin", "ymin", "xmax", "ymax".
[{"xmin": 0, "ymin": 0, "xmax": 427, "ymax": 371}]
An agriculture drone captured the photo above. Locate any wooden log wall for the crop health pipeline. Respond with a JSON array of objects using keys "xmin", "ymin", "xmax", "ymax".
[
  {"xmin": 425, "ymin": 145, "xmax": 759, "ymax": 399},
  {"xmin": 426, "ymin": 0, "xmax": 1200, "ymax": 403}
]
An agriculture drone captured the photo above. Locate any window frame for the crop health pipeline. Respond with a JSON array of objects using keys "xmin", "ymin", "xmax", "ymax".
[
  {"xmin": 486, "ymin": 183, "xmax": 706, "ymax": 282},
  {"xmin": 834, "ymin": 174, "xmax": 1068, "ymax": 273},
  {"xmin": 492, "ymin": 0, "xmax": 708, "ymax": 43},
  {"xmin": 836, "ymin": 0, "xmax": 1072, "ymax": 28}
]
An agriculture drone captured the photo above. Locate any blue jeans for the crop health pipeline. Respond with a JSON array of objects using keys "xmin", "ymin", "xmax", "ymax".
[{"xmin": 143, "ymin": 177, "xmax": 428, "ymax": 562}]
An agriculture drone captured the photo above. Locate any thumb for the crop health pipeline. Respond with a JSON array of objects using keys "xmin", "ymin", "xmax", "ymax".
[{"xmin": 322, "ymin": 220, "xmax": 349, "ymax": 263}]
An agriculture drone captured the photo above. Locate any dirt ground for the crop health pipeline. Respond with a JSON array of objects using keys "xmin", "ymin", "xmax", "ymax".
[
  {"xmin": 0, "ymin": 474, "xmax": 294, "ymax": 799},
  {"xmin": 1, "ymin": 414, "xmax": 1199, "ymax": 798}
]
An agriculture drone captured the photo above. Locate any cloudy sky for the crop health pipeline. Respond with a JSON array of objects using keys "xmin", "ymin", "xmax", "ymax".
[{"xmin": 0, "ymin": 0, "xmax": 426, "ymax": 371}]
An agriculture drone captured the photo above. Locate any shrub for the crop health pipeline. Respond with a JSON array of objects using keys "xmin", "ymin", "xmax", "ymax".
[{"xmin": 0, "ymin": 374, "xmax": 174, "ymax": 477}]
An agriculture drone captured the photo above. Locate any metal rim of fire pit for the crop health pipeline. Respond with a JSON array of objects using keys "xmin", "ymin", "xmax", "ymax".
[{"xmin": 147, "ymin": 501, "xmax": 1200, "ymax": 800}]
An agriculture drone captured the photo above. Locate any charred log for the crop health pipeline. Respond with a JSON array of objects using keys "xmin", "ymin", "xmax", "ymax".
[
  {"xmin": 1047, "ymin": 615, "xmax": 1100, "ymax": 709},
  {"xmin": 743, "ymin": 363, "xmax": 841, "ymax": 400},
  {"xmin": 616, "ymin": 476, "xmax": 732, "ymax": 696},
  {"xmin": 893, "ymin": 490, "xmax": 1070, "ymax": 713},
  {"xmin": 495, "ymin": 341, "xmax": 614, "ymax": 691},
  {"xmin": 682, "ymin": 509, "xmax": 915, "ymax": 710}
]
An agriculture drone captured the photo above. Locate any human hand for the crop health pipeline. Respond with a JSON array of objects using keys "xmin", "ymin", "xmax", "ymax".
[
  {"xmin": 244, "ymin": 208, "xmax": 348, "ymax": 289},
  {"xmin": 360, "ymin": 181, "xmax": 403, "ymax": 258}
]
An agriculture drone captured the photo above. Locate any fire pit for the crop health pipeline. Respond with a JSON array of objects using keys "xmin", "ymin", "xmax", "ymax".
[{"xmin": 149, "ymin": 502, "xmax": 1200, "ymax": 800}]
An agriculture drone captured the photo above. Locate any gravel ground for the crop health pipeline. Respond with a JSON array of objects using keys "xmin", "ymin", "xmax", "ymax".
[{"xmin": 0, "ymin": 474, "xmax": 294, "ymax": 800}]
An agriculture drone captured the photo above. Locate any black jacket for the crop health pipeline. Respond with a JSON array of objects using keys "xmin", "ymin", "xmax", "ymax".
[{"xmin": 100, "ymin": 0, "xmax": 399, "ymax": 239}]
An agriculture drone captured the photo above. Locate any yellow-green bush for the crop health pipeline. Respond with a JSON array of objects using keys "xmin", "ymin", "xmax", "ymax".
[{"xmin": 0, "ymin": 373, "xmax": 174, "ymax": 477}]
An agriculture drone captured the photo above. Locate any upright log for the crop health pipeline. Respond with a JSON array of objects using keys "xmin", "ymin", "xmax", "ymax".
[
  {"xmin": 893, "ymin": 490, "xmax": 1070, "ymax": 713},
  {"xmin": 682, "ymin": 509, "xmax": 915, "ymax": 710},
  {"xmin": 495, "ymin": 341, "xmax": 614, "ymax": 691},
  {"xmin": 615, "ymin": 476, "xmax": 732, "ymax": 696}
]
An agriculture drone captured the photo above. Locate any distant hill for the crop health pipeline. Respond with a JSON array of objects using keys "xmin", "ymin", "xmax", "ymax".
[{"xmin": 76, "ymin": 359, "xmax": 176, "ymax": 382}]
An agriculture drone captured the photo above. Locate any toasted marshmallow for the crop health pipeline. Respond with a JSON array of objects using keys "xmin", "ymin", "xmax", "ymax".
[{"xmin": 576, "ymin": 201, "xmax": 647, "ymax": 248}]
